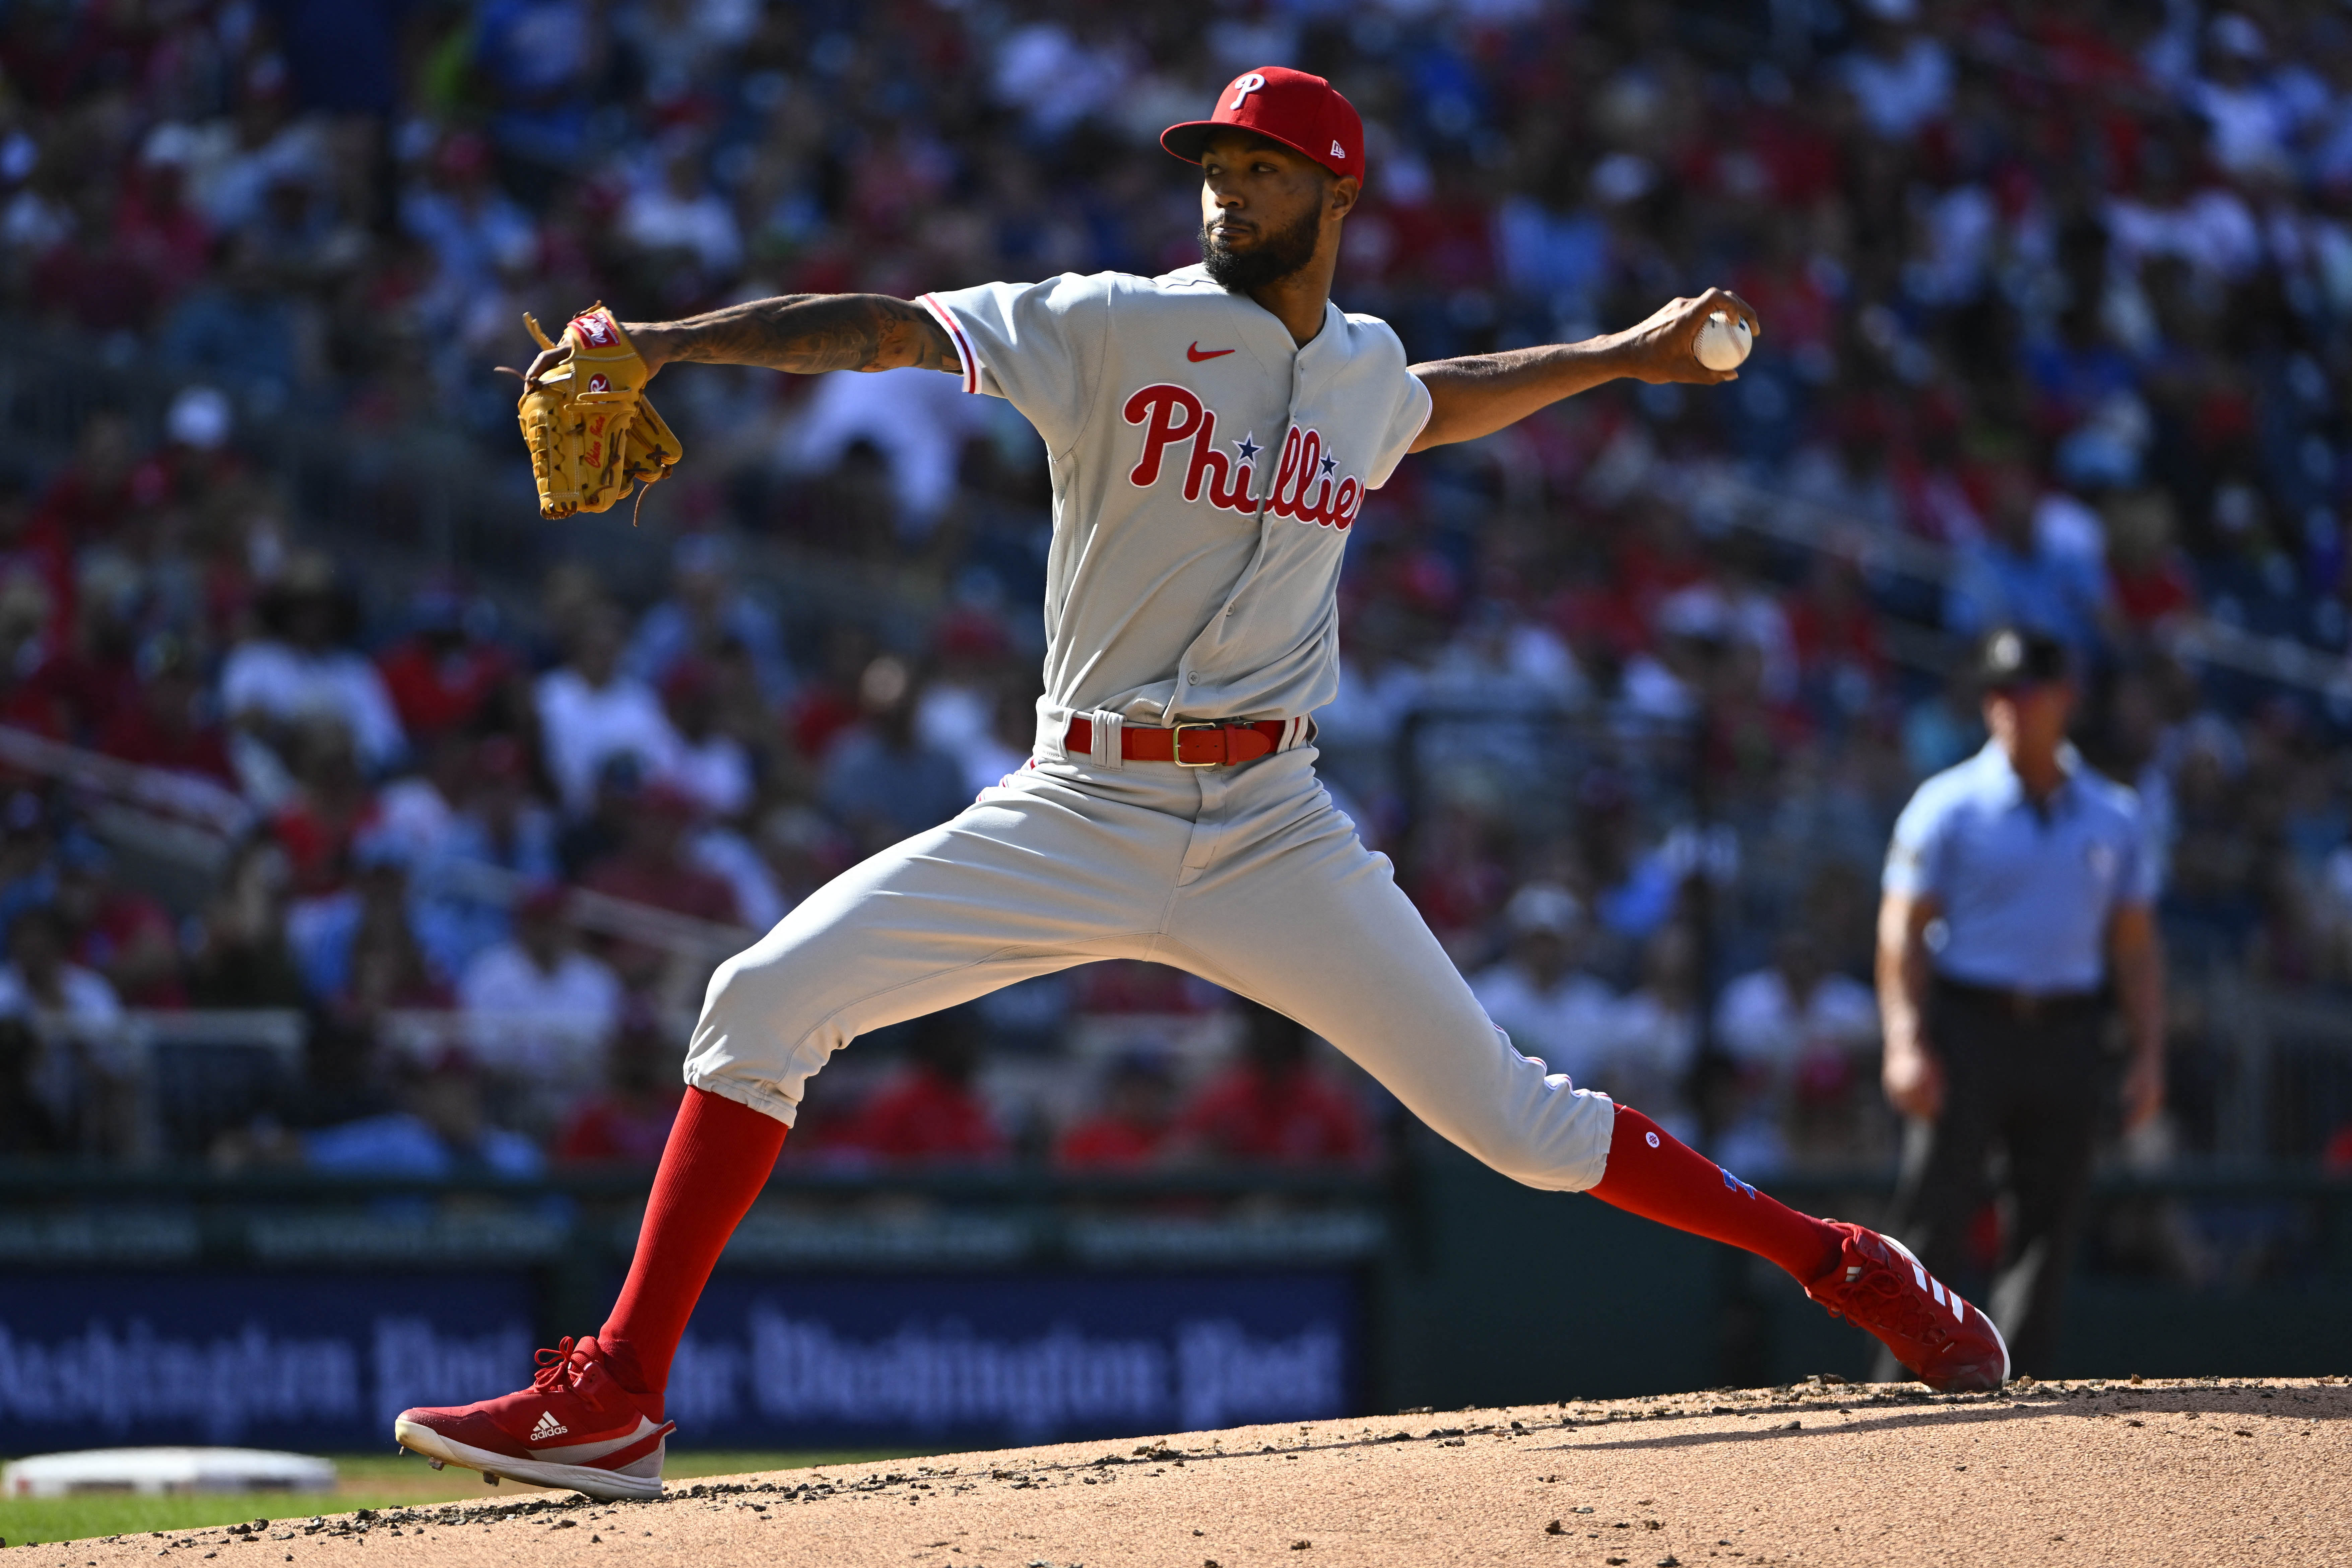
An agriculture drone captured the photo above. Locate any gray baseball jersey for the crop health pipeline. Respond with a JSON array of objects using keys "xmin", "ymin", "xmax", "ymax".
[{"xmin": 920, "ymin": 265, "xmax": 1431, "ymax": 729}]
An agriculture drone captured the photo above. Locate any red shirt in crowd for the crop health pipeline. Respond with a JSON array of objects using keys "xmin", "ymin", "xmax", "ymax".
[
  {"xmin": 851, "ymin": 1066, "xmax": 1005, "ymax": 1163},
  {"xmin": 40, "ymin": 646, "xmax": 141, "ymax": 740},
  {"xmin": 95, "ymin": 701, "xmax": 236, "ymax": 783},
  {"xmin": 272, "ymin": 794, "xmax": 384, "ymax": 897},
  {"xmin": 377, "ymin": 636, "xmax": 515, "ymax": 741},
  {"xmin": 2111, "ymin": 555, "xmax": 2197, "ymax": 629},
  {"xmin": 1172, "ymin": 1065, "xmax": 1375, "ymax": 1167},
  {"xmin": 581, "ymin": 855, "xmax": 741, "ymax": 926},
  {"xmin": 1055, "ymin": 1113, "xmax": 1165, "ymax": 1171},
  {"xmin": 558, "ymin": 1090, "xmax": 684, "ymax": 1165},
  {"xmin": 69, "ymin": 884, "xmax": 185, "ymax": 1008}
]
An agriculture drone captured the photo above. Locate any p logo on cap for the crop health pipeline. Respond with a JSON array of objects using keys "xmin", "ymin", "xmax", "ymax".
[{"xmin": 1162, "ymin": 65, "xmax": 1366, "ymax": 183}]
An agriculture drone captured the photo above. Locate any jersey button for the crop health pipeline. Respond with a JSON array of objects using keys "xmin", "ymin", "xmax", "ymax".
[{"xmin": 1187, "ymin": 673, "xmax": 1198, "ymax": 684}]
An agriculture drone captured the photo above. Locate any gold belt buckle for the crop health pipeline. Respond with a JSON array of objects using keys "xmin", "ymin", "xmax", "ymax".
[{"xmin": 1171, "ymin": 721, "xmax": 1220, "ymax": 767}]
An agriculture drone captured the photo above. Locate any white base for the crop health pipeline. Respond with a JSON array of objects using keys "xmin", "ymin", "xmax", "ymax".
[{"xmin": 393, "ymin": 1420, "xmax": 664, "ymax": 1501}]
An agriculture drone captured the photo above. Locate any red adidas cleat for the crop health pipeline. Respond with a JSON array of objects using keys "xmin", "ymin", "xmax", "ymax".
[
  {"xmin": 1805, "ymin": 1221, "xmax": 2011, "ymax": 1393},
  {"xmin": 393, "ymin": 1335, "xmax": 673, "ymax": 1500}
]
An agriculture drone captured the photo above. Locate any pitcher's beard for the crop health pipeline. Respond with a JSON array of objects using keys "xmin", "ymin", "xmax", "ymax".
[{"xmin": 1200, "ymin": 207, "xmax": 1322, "ymax": 292}]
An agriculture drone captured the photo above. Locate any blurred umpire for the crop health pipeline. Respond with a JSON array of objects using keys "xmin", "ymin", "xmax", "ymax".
[{"xmin": 1873, "ymin": 627, "xmax": 2165, "ymax": 1379}]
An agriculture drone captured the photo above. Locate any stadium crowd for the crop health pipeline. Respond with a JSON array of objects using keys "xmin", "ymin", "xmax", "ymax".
[{"xmin": 1, "ymin": 0, "xmax": 2351, "ymax": 1188}]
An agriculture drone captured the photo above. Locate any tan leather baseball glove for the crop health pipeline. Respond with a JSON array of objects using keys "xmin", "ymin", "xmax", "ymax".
[{"xmin": 514, "ymin": 305, "xmax": 683, "ymax": 521}]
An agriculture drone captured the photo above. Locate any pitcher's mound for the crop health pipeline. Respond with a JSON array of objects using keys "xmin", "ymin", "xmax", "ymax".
[{"xmin": 68, "ymin": 1379, "xmax": 2351, "ymax": 1568}]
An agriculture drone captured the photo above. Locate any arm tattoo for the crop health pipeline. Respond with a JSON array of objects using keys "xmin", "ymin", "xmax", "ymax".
[{"xmin": 645, "ymin": 294, "xmax": 959, "ymax": 375}]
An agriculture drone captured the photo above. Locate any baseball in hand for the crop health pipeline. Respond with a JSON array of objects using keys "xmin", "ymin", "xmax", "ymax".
[{"xmin": 1694, "ymin": 310, "xmax": 1753, "ymax": 372}]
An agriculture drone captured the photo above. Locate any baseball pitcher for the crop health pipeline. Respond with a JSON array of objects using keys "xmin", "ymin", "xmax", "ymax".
[{"xmin": 398, "ymin": 67, "xmax": 2006, "ymax": 1499}]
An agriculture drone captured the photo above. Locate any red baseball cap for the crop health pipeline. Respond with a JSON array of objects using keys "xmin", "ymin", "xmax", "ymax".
[{"xmin": 1161, "ymin": 67, "xmax": 1365, "ymax": 182}]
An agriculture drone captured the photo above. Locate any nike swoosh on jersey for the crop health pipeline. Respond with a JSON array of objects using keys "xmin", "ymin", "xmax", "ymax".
[{"xmin": 1187, "ymin": 342, "xmax": 1236, "ymax": 362}]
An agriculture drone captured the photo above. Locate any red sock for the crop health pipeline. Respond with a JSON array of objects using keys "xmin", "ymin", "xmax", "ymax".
[
  {"xmin": 1587, "ymin": 1104, "xmax": 1842, "ymax": 1286},
  {"xmin": 600, "ymin": 1086, "xmax": 788, "ymax": 1395}
]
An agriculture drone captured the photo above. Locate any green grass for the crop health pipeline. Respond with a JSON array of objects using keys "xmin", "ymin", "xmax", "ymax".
[{"xmin": 0, "ymin": 1451, "xmax": 933, "ymax": 1547}]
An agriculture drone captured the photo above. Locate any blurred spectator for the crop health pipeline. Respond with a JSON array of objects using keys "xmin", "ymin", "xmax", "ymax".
[
  {"xmin": 914, "ymin": 609, "xmax": 1018, "ymax": 758},
  {"xmin": 188, "ymin": 840, "xmax": 309, "ymax": 1011},
  {"xmin": 1838, "ymin": 0, "xmax": 1953, "ymax": 141},
  {"xmin": 783, "ymin": 369, "xmax": 992, "ymax": 538},
  {"xmin": 95, "ymin": 635, "xmax": 236, "ymax": 784},
  {"xmin": 820, "ymin": 655, "xmax": 970, "ymax": 855},
  {"xmin": 1945, "ymin": 464, "xmax": 2117, "ymax": 666},
  {"xmin": 1604, "ymin": 924, "xmax": 1703, "ymax": 1144},
  {"xmin": 304, "ymin": 1051, "xmax": 544, "ymax": 1178},
  {"xmin": 412, "ymin": 735, "xmax": 562, "ymax": 976},
  {"xmin": 29, "ymin": 413, "xmax": 147, "ymax": 552},
  {"xmin": 1056, "ymin": 1051, "xmax": 1177, "ymax": 1171},
  {"xmin": 536, "ymin": 602, "xmax": 682, "ymax": 817},
  {"xmin": 0, "ymin": 907, "xmax": 130, "ymax": 1156},
  {"xmin": 221, "ymin": 554, "xmax": 406, "ymax": 774},
  {"xmin": 54, "ymin": 842, "xmax": 184, "ymax": 1009},
  {"xmin": 269, "ymin": 719, "xmax": 379, "ymax": 898},
  {"xmin": 444, "ymin": 734, "xmax": 561, "ymax": 881},
  {"xmin": 0, "ymin": 905, "xmax": 125, "ymax": 1035},
  {"xmin": 685, "ymin": 812, "xmax": 787, "ymax": 936},
  {"xmin": 756, "ymin": 804, "xmax": 851, "ymax": 913},
  {"xmin": 0, "ymin": 1016, "xmax": 68, "ymax": 1156},
  {"xmin": 1469, "ymin": 883, "xmax": 1617, "ymax": 1088},
  {"xmin": 849, "ymin": 1007, "xmax": 1006, "ymax": 1164},
  {"xmin": 376, "ymin": 589, "xmax": 518, "ymax": 745},
  {"xmin": 2102, "ymin": 489, "xmax": 2199, "ymax": 632},
  {"xmin": 399, "ymin": 131, "xmax": 534, "ymax": 299},
  {"xmin": 558, "ymin": 752, "xmax": 646, "ymax": 882},
  {"xmin": 1714, "ymin": 930, "xmax": 1882, "ymax": 1172},
  {"xmin": 288, "ymin": 846, "xmax": 448, "ymax": 1018},
  {"xmin": 373, "ymin": 732, "xmax": 469, "ymax": 869},
  {"xmin": 661, "ymin": 660, "xmax": 753, "ymax": 820},
  {"xmin": 458, "ymin": 884, "xmax": 622, "ymax": 1082},
  {"xmin": 1423, "ymin": 601, "xmax": 1587, "ymax": 711},
  {"xmin": 115, "ymin": 146, "xmax": 212, "ymax": 305},
  {"xmin": 623, "ymin": 534, "xmax": 792, "ymax": 703},
  {"xmin": 557, "ymin": 1001, "xmax": 685, "ymax": 1165},
  {"xmin": 156, "ymin": 236, "xmax": 309, "ymax": 407},
  {"xmin": 619, "ymin": 147, "xmax": 743, "ymax": 281},
  {"xmin": 580, "ymin": 780, "xmax": 740, "ymax": 924},
  {"xmin": 1171, "ymin": 1001, "xmax": 1375, "ymax": 1168}
]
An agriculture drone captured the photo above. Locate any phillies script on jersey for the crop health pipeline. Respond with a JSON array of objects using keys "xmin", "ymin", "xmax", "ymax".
[{"xmin": 1123, "ymin": 383, "xmax": 1364, "ymax": 529}]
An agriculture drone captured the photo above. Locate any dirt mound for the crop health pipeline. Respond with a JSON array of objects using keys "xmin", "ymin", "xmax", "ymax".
[{"xmin": 32, "ymin": 1379, "xmax": 2349, "ymax": 1567}]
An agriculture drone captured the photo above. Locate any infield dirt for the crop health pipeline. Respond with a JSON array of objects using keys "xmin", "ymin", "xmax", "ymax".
[{"xmin": 22, "ymin": 1378, "xmax": 2347, "ymax": 1567}]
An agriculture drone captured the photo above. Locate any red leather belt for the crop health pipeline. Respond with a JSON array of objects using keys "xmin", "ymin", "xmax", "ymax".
[{"xmin": 1064, "ymin": 716, "xmax": 1290, "ymax": 767}]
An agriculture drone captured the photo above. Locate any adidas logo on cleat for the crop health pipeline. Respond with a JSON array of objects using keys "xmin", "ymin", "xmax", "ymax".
[{"xmin": 530, "ymin": 1413, "xmax": 569, "ymax": 1442}]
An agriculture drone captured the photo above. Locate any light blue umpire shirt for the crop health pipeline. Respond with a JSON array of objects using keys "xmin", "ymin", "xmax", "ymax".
[{"xmin": 1883, "ymin": 740, "xmax": 2159, "ymax": 997}]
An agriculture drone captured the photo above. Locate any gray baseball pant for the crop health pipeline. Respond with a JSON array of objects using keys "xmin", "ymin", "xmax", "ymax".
[{"xmin": 682, "ymin": 742, "xmax": 1616, "ymax": 1191}]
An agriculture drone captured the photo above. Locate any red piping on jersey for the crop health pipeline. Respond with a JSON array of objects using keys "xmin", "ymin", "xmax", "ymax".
[{"xmin": 918, "ymin": 295, "xmax": 980, "ymax": 395}]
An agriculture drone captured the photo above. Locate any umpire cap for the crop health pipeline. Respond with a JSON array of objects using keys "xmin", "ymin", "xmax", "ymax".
[{"xmin": 1974, "ymin": 626, "xmax": 2069, "ymax": 691}]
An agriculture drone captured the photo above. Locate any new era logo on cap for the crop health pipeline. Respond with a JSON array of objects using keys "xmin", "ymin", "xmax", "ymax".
[{"xmin": 1161, "ymin": 66, "xmax": 1366, "ymax": 182}]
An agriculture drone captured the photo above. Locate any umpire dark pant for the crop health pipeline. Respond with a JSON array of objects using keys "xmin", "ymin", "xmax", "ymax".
[{"xmin": 1876, "ymin": 978, "xmax": 2109, "ymax": 1380}]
